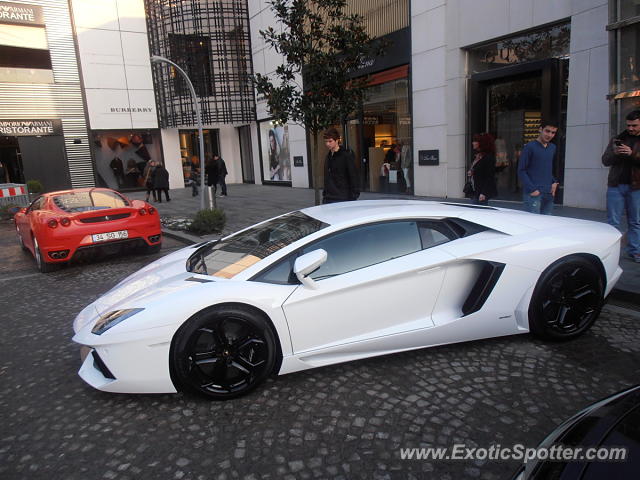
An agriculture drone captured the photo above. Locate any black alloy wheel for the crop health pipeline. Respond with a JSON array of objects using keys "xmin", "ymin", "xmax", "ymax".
[
  {"xmin": 529, "ymin": 256, "xmax": 603, "ymax": 340},
  {"xmin": 171, "ymin": 306, "xmax": 277, "ymax": 399}
]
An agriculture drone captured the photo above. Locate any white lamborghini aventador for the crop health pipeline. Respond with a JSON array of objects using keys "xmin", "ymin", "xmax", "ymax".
[{"xmin": 72, "ymin": 201, "xmax": 622, "ymax": 399}]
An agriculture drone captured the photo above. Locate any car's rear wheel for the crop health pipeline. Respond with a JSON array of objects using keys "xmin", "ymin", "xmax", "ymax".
[
  {"xmin": 529, "ymin": 256, "xmax": 603, "ymax": 340},
  {"xmin": 171, "ymin": 306, "xmax": 277, "ymax": 400},
  {"xmin": 33, "ymin": 237, "xmax": 60, "ymax": 273}
]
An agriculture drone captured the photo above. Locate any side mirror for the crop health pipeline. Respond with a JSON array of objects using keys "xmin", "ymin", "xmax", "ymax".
[{"xmin": 293, "ymin": 249, "xmax": 327, "ymax": 289}]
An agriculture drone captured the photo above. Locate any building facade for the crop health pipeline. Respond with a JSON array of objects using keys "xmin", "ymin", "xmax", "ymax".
[
  {"xmin": 250, "ymin": 0, "xmax": 616, "ymax": 210},
  {"xmin": 1, "ymin": 0, "xmax": 630, "ymax": 212},
  {"xmin": 0, "ymin": 0, "xmax": 92, "ymax": 192}
]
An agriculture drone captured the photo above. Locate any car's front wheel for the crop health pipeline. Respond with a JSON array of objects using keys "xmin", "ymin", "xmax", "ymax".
[
  {"xmin": 529, "ymin": 256, "xmax": 603, "ymax": 340},
  {"xmin": 171, "ymin": 305, "xmax": 277, "ymax": 400},
  {"xmin": 16, "ymin": 225, "xmax": 28, "ymax": 252}
]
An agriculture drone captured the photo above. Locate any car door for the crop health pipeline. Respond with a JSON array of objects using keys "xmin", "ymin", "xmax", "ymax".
[
  {"xmin": 282, "ymin": 220, "xmax": 456, "ymax": 354},
  {"xmin": 17, "ymin": 196, "xmax": 44, "ymax": 252}
]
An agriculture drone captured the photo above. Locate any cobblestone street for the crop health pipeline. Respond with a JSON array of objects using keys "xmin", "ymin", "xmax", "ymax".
[{"xmin": 1, "ymin": 220, "xmax": 639, "ymax": 480}]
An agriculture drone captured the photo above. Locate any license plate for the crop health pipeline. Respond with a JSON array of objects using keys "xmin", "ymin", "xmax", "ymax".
[{"xmin": 92, "ymin": 230, "xmax": 128, "ymax": 243}]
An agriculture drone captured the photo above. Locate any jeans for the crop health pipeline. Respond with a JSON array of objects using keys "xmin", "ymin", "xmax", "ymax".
[
  {"xmin": 218, "ymin": 176, "xmax": 227, "ymax": 195},
  {"xmin": 607, "ymin": 184, "xmax": 640, "ymax": 256},
  {"xmin": 523, "ymin": 192, "xmax": 554, "ymax": 215}
]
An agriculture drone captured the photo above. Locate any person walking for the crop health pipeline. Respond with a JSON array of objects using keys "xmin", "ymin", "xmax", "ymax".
[
  {"xmin": 205, "ymin": 156, "xmax": 219, "ymax": 196},
  {"xmin": 467, "ymin": 133, "xmax": 498, "ymax": 205},
  {"xmin": 213, "ymin": 154, "xmax": 228, "ymax": 197},
  {"xmin": 602, "ymin": 109, "xmax": 640, "ymax": 263},
  {"xmin": 190, "ymin": 156, "xmax": 200, "ymax": 197},
  {"xmin": 153, "ymin": 161, "xmax": 171, "ymax": 202},
  {"xmin": 322, "ymin": 127, "xmax": 359, "ymax": 204},
  {"xmin": 518, "ymin": 120, "xmax": 560, "ymax": 215},
  {"xmin": 143, "ymin": 160, "xmax": 157, "ymax": 202}
]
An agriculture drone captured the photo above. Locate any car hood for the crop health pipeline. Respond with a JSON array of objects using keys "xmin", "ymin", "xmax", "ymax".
[{"xmin": 73, "ymin": 244, "xmax": 209, "ymax": 333}]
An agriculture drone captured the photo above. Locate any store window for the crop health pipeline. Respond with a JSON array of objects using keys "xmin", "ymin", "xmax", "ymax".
[
  {"xmin": 91, "ymin": 131, "xmax": 162, "ymax": 190},
  {"xmin": 343, "ymin": 68, "xmax": 411, "ymax": 195},
  {"xmin": 179, "ymin": 129, "xmax": 219, "ymax": 185},
  {"xmin": 259, "ymin": 120, "xmax": 291, "ymax": 183},
  {"xmin": 609, "ymin": 0, "xmax": 640, "ymax": 132}
]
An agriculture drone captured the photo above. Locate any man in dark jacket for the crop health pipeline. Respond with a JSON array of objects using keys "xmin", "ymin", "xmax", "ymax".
[
  {"xmin": 602, "ymin": 109, "xmax": 640, "ymax": 263},
  {"xmin": 213, "ymin": 154, "xmax": 228, "ymax": 197},
  {"xmin": 322, "ymin": 128, "xmax": 359, "ymax": 204},
  {"xmin": 153, "ymin": 162, "xmax": 171, "ymax": 202}
]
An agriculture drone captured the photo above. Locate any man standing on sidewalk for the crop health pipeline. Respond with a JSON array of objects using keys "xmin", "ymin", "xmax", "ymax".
[
  {"xmin": 322, "ymin": 128, "xmax": 359, "ymax": 204},
  {"xmin": 518, "ymin": 120, "xmax": 560, "ymax": 215},
  {"xmin": 602, "ymin": 110, "xmax": 640, "ymax": 263}
]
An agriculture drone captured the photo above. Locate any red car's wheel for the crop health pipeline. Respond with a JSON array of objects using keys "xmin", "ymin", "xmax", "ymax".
[
  {"xmin": 33, "ymin": 237, "xmax": 61, "ymax": 273},
  {"xmin": 16, "ymin": 225, "xmax": 28, "ymax": 252}
]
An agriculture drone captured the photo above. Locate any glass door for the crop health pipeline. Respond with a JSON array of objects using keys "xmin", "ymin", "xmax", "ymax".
[{"xmin": 469, "ymin": 59, "xmax": 567, "ymax": 202}]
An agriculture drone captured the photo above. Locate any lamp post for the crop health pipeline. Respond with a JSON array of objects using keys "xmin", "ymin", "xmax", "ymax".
[{"xmin": 150, "ymin": 55, "xmax": 208, "ymax": 211}]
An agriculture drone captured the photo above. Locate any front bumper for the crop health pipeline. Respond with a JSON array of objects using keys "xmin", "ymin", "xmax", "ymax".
[{"xmin": 74, "ymin": 327, "xmax": 178, "ymax": 394}]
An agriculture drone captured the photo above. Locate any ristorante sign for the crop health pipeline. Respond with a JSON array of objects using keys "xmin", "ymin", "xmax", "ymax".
[
  {"xmin": 0, "ymin": 119, "xmax": 63, "ymax": 136},
  {"xmin": 0, "ymin": 2, "xmax": 45, "ymax": 26}
]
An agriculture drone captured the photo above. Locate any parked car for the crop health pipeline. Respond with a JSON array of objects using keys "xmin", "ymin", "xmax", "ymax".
[
  {"xmin": 513, "ymin": 384, "xmax": 640, "ymax": 479},
  {"xmin": 72, "ymin": 201, "xmax": 621, "ymax": 399},
  {"xmin": 14, "ymin": 187, "xmax": 161, "ymax": 272}
]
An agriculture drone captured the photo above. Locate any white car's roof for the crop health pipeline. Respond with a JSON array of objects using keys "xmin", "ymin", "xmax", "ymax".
[{"xmin": 300, "ymin": 200, "xmax": 601, "ymax": 235}]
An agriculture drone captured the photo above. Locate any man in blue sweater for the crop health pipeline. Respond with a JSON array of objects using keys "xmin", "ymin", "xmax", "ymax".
[{"xmin": 518, "ymin": 120, "xmax": 560, "ymax": 214}]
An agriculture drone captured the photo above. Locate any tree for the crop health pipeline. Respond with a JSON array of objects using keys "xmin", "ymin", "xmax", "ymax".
[{"xmin": 254, "ymin": 0, "xmax": 385, "ymax": 204}]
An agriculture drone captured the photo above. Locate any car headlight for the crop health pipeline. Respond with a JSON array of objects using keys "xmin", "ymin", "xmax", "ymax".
[{"xmin": 92, "ymin": 308, "xmax": 144, "ymax": 335}]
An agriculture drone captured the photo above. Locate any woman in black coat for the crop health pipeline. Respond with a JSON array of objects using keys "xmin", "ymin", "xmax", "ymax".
[
  {"xmin": 467, "ymin": 133, "xmax": 498, "ymax": 205},
  {"xmin": 153, "ymin": 162, "xmax": 171, "ymax": 202}
]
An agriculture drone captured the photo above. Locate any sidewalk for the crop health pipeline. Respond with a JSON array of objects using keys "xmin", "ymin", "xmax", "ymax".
[{"xmin": 127, "ymin": 184, "xmax": 638, "ymax": 301}]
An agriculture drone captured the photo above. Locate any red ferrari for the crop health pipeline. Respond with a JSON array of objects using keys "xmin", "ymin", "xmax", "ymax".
[{"xmin": 14, "ymin": 188, "xmax": 162, "ymax": 272}]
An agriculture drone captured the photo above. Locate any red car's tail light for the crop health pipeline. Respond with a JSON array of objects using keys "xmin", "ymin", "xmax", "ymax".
[
  {"xmin": 148, "ymin": 206, "xmax": 156, "ymax": 214},
  {"xmin": 60, "ymin": 217, "xmax": 71, "ymax": 227},
  {"xmin": 139, "ymin": 208, "xmax": 147, "ymax": 215},
  {"xmin": 47, "ymin": 219, "xmax": 58, "ymax": 228}
]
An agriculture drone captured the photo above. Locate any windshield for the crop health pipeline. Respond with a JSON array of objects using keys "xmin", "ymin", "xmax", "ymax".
[
  {"xmin": 53, "ymin": 190, "xmax": 130, "ymax": 213},
  {"xmin": 187, "ymin": 211, "xmax": 328, "ymax": 279}
]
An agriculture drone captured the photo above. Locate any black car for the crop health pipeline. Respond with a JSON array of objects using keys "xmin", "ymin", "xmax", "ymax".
[{"xmin": 514, "ymin": 385, "xmax": 639, "ymax": 479}]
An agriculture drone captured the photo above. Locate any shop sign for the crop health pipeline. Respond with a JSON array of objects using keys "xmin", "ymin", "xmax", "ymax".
[
  {"xmin": 293, "ymin": 156, "xmax": 304, "ymax": 167},
  {"xmin": 108, "ymin": 106, "xmax": 154, "ymax": 114},
  {"xmin": 418, "ymin": 150, "xmax": 439, "ymax": 166},
  {"xmin": 0, "ymin": 119, "xmax": 62, "ymax": 136},
  {"xmin": 0, "ymin": 2, "xmax": 44, "ymax": 26}
]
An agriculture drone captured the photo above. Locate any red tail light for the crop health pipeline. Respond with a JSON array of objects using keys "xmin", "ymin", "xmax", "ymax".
[
  {"xmin": 139, "ymin": 208, "xmax": 147, "ymax": 215},
  {"xmin": 60, "ymin": 217, "xmax": 71, "ymax": 227},
  {"xmin": 148, "ymin": 206, "xmax": 156, "ymax": 214},
  {"xmin": 47, "ymin": 219, "xmax": 58, "ymax": 228}
]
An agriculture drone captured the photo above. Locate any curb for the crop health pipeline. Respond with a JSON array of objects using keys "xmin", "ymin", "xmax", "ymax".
[{"xmin": 161, "ymin": 228, "xmax": 202, "ymax": 245}]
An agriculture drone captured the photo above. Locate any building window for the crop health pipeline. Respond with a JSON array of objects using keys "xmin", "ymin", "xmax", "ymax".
[
  {"xmin": 468, "ymin": 22, "xmax": 570, "ymax": 74},
  {"xmin": 168, "ymin": 34, "xmax": 214, "ymax": 98},
  {"xmin": 609, "ymin": 0, "xmax": 640, "ymax": 132},
  {"xmin": 0, "ymin": 23, "xmax": 53, "ymax": 83}
]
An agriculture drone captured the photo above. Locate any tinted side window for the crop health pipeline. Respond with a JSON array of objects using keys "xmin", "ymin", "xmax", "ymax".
[
  {"xmin": 27, "ymin": 197, "xmax": 44, "ymax": 213},
  {"xmin": 418, "ymin": 221, "xmax": 458, "ymax": 248},
  {"xmin": 303, "ymin": 221, "xmax": 422, "ymax": 280}
]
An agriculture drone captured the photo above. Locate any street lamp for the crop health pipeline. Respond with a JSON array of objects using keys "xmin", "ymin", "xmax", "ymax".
[{"xmin": 150, "ymin": 55, "xmax": 208, "ymax": 211}]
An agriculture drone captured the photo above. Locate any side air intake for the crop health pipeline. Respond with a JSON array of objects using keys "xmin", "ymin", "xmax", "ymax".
[{"xmin": 462, "ymin": 261, "xmax": 505, "ymax": 316}]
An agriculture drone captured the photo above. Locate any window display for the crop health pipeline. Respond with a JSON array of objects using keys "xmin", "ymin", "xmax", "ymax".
[
  {"xmin": 260, "ymin": 121, "xmax": 291, "ymax": 182},
  {"xmin": 91, "ymin": 131, "xmax": 162, "ymax": 190}
]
